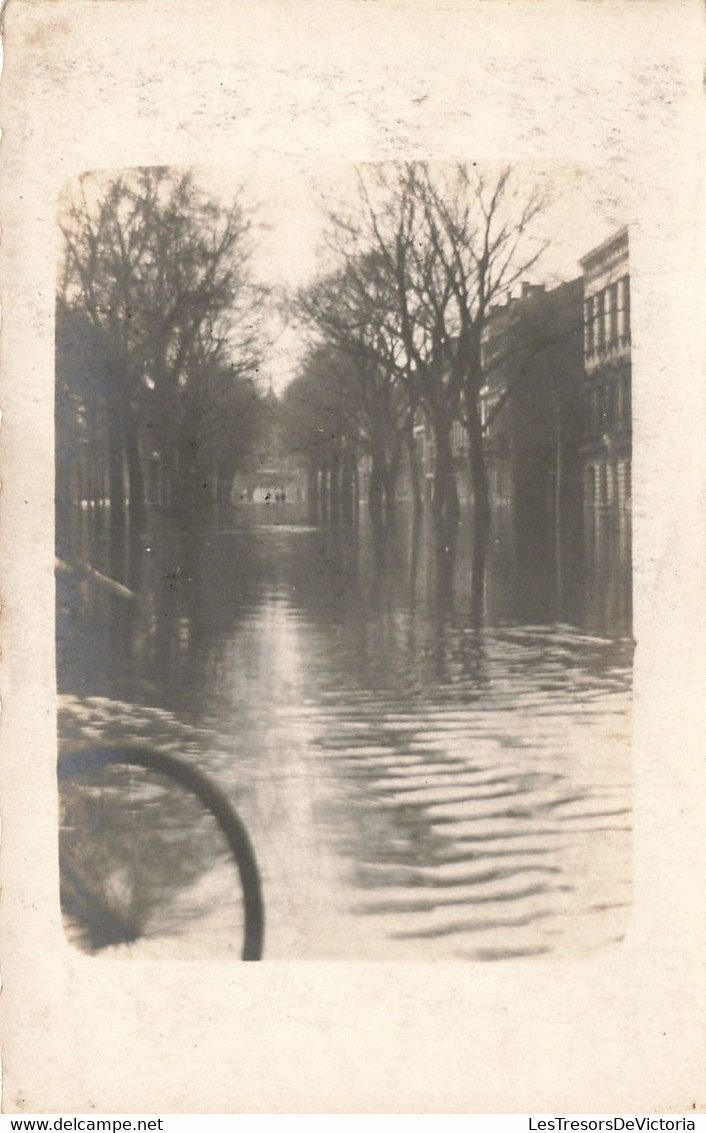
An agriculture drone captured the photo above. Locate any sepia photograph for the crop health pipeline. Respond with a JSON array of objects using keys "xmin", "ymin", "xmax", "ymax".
[
  {"xmin": 55, "ymin": 162, "xmax": 632, "ymax": 963},
  {"xmin": 2, "ymin": 0, "xmax": 704, "ymax": 1114}
]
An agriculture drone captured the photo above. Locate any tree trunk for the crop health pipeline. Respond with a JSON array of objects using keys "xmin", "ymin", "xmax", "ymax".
[
  {"xmin": 405, "ymin": 425, "xmax": 423, "ymax": 514},
  {"xmin": 352, "ymin": 456, "xmax": 360, "ymax": 517},
  {"xmin": 408, "ymin": 508, "xmax": 422, "ymax": 610},
  {"xmin": 383, "ymin": 437, "xmax": 402, "ymax": 513},
  {"xmin": 470, "ymin": 523, "xmax": 488, "ymax": 627},
  {"xmin": 433, "ymin": 425, "xmax": 459, "ymax": 522},
  {"xmin": 341, "ymin": 447, "xmax": 355, "ymax": 522},
  {"xmin": 320, "ymin": 465, "xmax": 330, "ymax": 521},
  {"xmin": 108, "ymin": 412, "xmax": 127, "ymax": 545},
  {"xmin": 434, "ymin": 512, "xmax": 458, "ymax": 616},
  {"xmin": 464, "ymin": 390, "xmax": 490, "ymax": 626},
  {"xmin": 465, "ymin": 395, "xmax": 490, "ymax": 532},
  {"xmin": 307, "ymin": 463, "xmax": 319, "ymax": 523},
  {"xmin": 368, "ymin": 456, "xmax": 386, "ymax": 518},
  {"xmin": 330, "ymin": 451, "xmax": 342, "ymax": 519},
  {"xmin": 125, "ymin": 426, "xmax": 147, "ymax": 529}
]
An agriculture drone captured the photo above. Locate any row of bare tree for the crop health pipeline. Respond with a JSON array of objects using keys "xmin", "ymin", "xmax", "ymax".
[
  {"xmin": 57, "ymin": 168, "xmax": 268, "ymax": 544},
  {"xmin": 283, "ymin": 164, "xmax": 552, "ymax": 536}
]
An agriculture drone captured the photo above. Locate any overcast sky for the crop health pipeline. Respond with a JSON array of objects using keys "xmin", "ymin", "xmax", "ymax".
[{"xmin": 200, "ymin": 162, "xmax": 627, "ymax": 392}]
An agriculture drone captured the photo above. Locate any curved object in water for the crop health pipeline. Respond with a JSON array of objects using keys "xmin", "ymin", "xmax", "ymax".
[{"xmin": 58, "ymin": 744, "xmax": 265, "ymax": 961}]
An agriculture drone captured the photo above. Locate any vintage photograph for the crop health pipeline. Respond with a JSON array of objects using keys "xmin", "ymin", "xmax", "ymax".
[
  {"xmin": 55, "ymin": 162, "xmax": 633, "ymax": 963},
  {"xmin": 3, "ymin": 0, "xmax": 703, "ymax": 1112}
]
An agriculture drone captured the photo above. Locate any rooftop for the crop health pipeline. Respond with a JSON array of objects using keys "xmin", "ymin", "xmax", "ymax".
[{"xmin": 579, "ymin": 226, "xmax": 629, "ymax": 271}]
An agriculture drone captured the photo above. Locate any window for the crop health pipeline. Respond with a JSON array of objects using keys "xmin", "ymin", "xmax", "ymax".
[
  {"xmin": 620, "ymin": 275, "xmax": 631, "ymax": 341},
  {"xmin": 608, "ymin": 283, "xmax": 619, "ymax": 345},
  {"xmin": 596, "ymin": 291, "xmax": 606, "ymax": 350},
  {"xmin": 604, "ymin": 380, "xmax": 616, "ymax": 426},
  {"xmin": 584, "ymin": 297, "xmax": 595, "ymax": 354},
  {"xmin": 617, "ymin": 377, "xmax": 624, "ymax": 424},
  {"xmin": 618, "ymin": 375, "xmax": 631, "ymax": 425},
  {"xmin": 599, "ymin": 461, "xmax": 608, "ymax": 505},
  {"xmin": 600, "ymin": 382, "xmax": 610, "ymax": 428},
  {"xmin": 605, "ymin": 462, "xmax": 614, "ymax": 506}
]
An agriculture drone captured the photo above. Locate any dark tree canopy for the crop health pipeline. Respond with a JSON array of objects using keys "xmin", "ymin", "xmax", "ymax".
[
  {"xmin": 58, "ymin": 167, "xmax": 268, "ymax": 520},
  {"xmin": 286, "ymin": 162, "xmax": 551, "ymax": 524}
]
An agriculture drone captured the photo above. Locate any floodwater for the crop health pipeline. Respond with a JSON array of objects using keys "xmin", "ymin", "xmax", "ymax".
[{"xmin": 57, "ymin": 503, "xmax": 633, "ymax": 961}]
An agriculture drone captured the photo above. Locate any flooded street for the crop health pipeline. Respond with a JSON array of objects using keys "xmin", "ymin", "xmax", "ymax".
[{"xmin": 57, "ymin": 504, "xmax": 632, "ymax": 961}]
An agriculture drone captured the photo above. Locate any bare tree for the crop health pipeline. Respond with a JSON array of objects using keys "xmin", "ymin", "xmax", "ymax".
[
  {"xmin": 324, "ymin": 163, "xmax": 550, "ymax": 530},
  {"xmin": 411, "ymin": 164, "xmax": 549, "ymax": 530},
  {"xmin": 281, "ymin": 345, "xmax": 359, "ymax": 520},
  {"xmin": 294, "ymin": 257, "xmax": 412, "ymax": 515},
  {"xmin": 58, "ymin": 167, "xmax": 266, "ymax": 527}
]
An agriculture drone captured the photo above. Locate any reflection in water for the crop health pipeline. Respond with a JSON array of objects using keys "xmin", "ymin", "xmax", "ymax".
[{"xmin": 57, "ymin": 503, "xmax": 632, "ymax": 960}]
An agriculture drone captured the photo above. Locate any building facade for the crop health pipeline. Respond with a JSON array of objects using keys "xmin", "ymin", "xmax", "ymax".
[
  {"xmin": 410, "ymin": 416, "xmax": 469, "ymax": 504},
  {"xmin": 479, "ymin": 278, "xmax": 585, "ymax": 548},
  {"xmin": 579, "ymin": 227, "xmax": 631, "ymax": 514}
]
